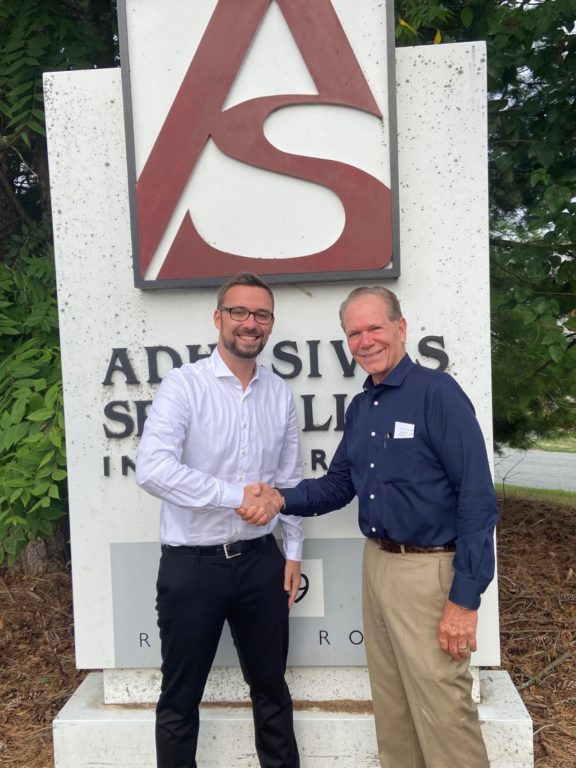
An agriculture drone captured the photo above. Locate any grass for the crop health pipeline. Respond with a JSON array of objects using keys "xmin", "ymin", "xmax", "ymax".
[
  {"xmin": 495, "ymin": 482, "xmax": 576, "ymax": 509},
  {"xmin": 532, "ymin": 433, "xmax": 576, "ymax": 453}
]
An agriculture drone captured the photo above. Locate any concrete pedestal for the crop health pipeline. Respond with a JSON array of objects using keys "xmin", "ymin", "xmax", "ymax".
[{"xmin": 53, "ymin": 670, "xmax": 533, "ymax": 767}]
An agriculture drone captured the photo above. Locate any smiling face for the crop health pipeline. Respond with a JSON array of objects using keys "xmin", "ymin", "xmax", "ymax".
[
  {"xmin": 342, "ymin": 293, "xmax": 406, "ymax": 384},
  {"xmin": 214, "ymin": 284, "xmax": 275, "ymax": 363}
]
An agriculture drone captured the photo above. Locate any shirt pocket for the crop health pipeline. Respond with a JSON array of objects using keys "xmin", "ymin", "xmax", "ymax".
[{"xmin": 376, "ymin": 436, "xmax": 424, "ymax": 483}]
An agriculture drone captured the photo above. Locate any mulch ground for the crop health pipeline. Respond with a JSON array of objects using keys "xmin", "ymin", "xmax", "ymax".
[{"xmin": 0, "ymin": 495, "xmax": 574, "ymax": 767}]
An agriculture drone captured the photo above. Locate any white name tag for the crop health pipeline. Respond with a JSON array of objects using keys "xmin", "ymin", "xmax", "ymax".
[{"xmin": 393, "ymin": 421, "xmax": 415, "ymax": 439}]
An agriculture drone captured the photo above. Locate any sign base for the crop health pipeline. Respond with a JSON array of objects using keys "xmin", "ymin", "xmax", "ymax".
[{"xmin": 53, "ymin": 671, "xmax": 533, "ymax": 767}]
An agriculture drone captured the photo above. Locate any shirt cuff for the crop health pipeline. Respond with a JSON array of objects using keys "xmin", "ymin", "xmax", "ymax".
[
  {"xmin": 219, "ymin": 481, "xmax": 245, "ymax": 511},
  {"xmin": 281, "ymin": 486, "xmax": 304, "ymax": 512},
  {"xmin": 282, "ymin": 537, "xmax": 303, "ymax": 562},
  {"xmin": 448, "ymin": 572, "xmax": 482, "ymax": 610}
]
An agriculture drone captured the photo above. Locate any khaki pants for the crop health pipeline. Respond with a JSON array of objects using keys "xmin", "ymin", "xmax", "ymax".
[{"xmin": 363, "ymin": 538, "xmax": 490, "ymax": 768}]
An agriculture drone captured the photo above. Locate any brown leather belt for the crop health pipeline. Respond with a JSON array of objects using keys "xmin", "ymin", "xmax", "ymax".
[{"xmin": 376, "ymin": 538, "xmax": 456, "ymax": 554}]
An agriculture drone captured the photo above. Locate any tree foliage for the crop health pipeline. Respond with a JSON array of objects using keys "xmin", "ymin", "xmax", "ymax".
[
  {"xmin": 396, "ymin": 0, "xmax": 576, "ymax": 448},
  {"xmin": 0, "ymin": 223, "xmax": 66, "ymax": 564},
  {"xmin": 0, "ymin": 0, "xmax": 117, "ymax": 238},
  {"xmin": 0, "ymin": 1, "xmax": 117, "ymax": 562}
]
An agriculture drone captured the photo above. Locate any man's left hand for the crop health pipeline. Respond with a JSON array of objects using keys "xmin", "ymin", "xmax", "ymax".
[
  {"xmin": 284, "ymin": 560, "xmax": 301, "ymax": 609},
  {"xmin": 438, "ymin": 599, "xmax": 478, "ymax": 661}
]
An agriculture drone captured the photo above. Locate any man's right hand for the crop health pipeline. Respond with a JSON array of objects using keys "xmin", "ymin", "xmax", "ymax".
[{"xmin": 236, "ymin": 484, "xmax": 284, "ymax": 526}]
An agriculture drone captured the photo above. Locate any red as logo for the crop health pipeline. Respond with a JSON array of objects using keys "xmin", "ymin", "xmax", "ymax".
[{"xmin": 132, "ymin": 0, "xmax": 395, "ymax": 285}]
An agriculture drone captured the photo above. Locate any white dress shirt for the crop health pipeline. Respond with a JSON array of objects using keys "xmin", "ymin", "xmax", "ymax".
[{"xmin": 136, "ymin": 348, "xmax": 304, "ymax": 560}]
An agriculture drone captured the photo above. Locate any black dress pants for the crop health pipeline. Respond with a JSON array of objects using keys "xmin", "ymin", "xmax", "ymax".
[{"xmin": 155, "ymin": 535, "xmax": 299, "ymax": 768}]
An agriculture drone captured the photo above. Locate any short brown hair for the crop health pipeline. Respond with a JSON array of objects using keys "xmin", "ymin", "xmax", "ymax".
[
  {"xmin": 339, "ymin": 286, "xmax": 403, "ymax": 327},
  {"xmin": 216, "ymin": 272, "xmax": 274, "ymax": 309}
]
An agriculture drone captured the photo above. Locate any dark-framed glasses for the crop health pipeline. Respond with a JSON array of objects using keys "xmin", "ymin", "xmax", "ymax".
[{"xmin": 218, "ymin": 306, "xmax": 275, "ymax": 325}]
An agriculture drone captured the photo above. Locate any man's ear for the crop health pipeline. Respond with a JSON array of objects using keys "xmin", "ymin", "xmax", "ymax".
[
  {"xmin": 214, "ymin": 308, "xmax": 222, "ymax": 330},
  {"xmin": 399, "ymin": 317, "xmax": 407, "ymax": 342}
]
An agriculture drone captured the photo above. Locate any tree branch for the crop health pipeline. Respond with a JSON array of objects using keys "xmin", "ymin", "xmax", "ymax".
[{"xmin": 490, "ymin": 237, "xmax": 576, "ymax": 255}]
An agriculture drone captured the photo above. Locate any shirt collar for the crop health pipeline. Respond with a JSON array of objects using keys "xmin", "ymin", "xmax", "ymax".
[
  {"xmin": 362, "ymin": 353, "xmax": 414, "ymax": 393},
  {"xmin": 211, "ymin": 347, "xmax": 260, "ymax": 383}
]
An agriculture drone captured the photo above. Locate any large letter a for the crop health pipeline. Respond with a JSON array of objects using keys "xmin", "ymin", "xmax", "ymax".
[{"xmin": 136, "ymin": 0, "xmax": 393, "ymax": 282}]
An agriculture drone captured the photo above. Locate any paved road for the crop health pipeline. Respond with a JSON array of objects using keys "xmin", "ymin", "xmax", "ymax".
[{"xmin": 493, "ymin": 449, "xmax": 576, "ymax": 493}]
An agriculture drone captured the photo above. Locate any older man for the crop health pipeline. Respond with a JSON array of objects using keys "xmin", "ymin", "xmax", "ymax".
[{"xmin": 242, "ymin": 285, "xmax": 498, "ymax": 768}]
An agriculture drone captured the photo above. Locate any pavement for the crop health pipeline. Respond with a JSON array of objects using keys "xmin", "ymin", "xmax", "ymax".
[{"xmin": 493, "ymin": 449, "xmax": 576, "ymax": 493}]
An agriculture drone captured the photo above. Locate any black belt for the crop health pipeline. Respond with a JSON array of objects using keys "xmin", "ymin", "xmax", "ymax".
[
  {"xmin": 162, "ymin": 535, "xmax": 268, "ymax": 559},
  {"xmin": 376, "ymin": 537, "xmax": 456, "ymax": 554}
]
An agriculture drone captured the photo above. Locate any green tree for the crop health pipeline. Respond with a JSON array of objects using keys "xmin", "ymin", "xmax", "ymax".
[
  {"xmin": 0, "ymin": 0, "xmax": 117, "ymax": 563},
  {"xmin": 0, "ymin": 0, "xmax": 117, "ymax": 238},
  {"xmin": 396, "ymin": 0, "xmax": 576, "ymax": 448}
]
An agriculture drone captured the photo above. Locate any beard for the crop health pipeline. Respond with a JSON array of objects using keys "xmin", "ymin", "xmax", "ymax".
[{"xmin": 221, "ymin": 329, "xmax": 266, "ymax": 359}]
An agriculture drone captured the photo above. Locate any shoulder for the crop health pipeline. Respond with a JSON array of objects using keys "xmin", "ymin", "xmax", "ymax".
[
  {"xmin": 406, "ymin": 364, "xmax": 473, "ymax": 412},
  {"xmin": 160, "ymin": 358, "xmax": 213, "ymax": 389},
  {"xmin": 257, "ymin": 365, "xmax": 293, "ymax": 393},
  {"xmin": 407, "ymin": 363, "xmax": 462, "ymax": 391}
]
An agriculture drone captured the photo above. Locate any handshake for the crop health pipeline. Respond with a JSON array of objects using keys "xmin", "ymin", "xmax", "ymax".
[{"xmin": 235, "ymin": 483, "xmax": 286, "ymax": 526}]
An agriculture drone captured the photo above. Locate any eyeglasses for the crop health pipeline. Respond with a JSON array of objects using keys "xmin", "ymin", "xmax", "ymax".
[{"xmin": 218, "ymin": 306, "xmax": 275, "ymax": 325}]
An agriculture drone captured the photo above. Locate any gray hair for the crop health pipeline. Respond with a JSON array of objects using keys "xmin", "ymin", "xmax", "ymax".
[{"xmin": 339, "ymin": 286, "xmax": 403, "ymax": 328}]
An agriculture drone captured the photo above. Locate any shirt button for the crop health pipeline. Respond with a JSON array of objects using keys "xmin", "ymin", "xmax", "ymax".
[
  {"xmin": 370, "ymin": 463, "xmax": 375, "ymax": 468},
  {"xmin": 371, "ymin": 527, "xmax": 376, "ymax": 533},
  {"xmin": 369, "ymin": 494, "xmax": 375, "ymax": 500},
  {"xmin": 374, "ymin": 401, "xmax": 379, "ymax": 406},
  {"xmin": 371, "ymin": 431, "xmax": 376, "ymax": 437}
]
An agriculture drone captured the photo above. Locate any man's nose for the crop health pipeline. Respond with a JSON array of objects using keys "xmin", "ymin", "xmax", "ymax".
[
  {"xmin": 359, "ymin": 331, "xmax": 374, "ymax": 347},
  {"xmin": 242, "ymin": 312, "xmax": 259, "ymax": 328}
]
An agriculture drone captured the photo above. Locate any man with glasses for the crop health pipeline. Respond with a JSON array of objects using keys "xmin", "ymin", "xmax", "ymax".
[{"xmin": 136, "ymin": 272, "xmax": 302, "ymax": 768}]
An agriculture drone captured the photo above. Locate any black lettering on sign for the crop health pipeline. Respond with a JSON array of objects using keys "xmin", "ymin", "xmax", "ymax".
[
  {"xmin": 349, "ymin": 630, "xmax": 364, "ymax": 646},
  {"xmin": 417, "ymin": 335, "xmax": 449, "ymax": 371},
  {"xmin": 272, "ymin": 341, "xmax": 302, "ymax": 379},
  {"xmin": 102, "ymin": 348, "xmax": 140, "ymax": 385},
  {"xmin": 311, "ymin": 449, "xmax": 328, "ymax": 471}
]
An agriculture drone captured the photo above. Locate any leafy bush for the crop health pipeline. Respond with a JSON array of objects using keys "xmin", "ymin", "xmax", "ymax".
[{"xmin": 0, "ymin": 222, "xmax": 67, "ymax": 564}]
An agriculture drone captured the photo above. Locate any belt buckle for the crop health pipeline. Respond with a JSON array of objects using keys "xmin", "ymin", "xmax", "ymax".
[
  {"xmin": 223, "ymin": 542, "xmax": 241, "ymax": 559},
  {"xmin": 399, "ymin": 544, "xmax": 406, "ymax": 554}
]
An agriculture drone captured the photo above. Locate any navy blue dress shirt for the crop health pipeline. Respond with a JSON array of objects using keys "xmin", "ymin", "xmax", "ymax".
[{"xmin": 282, "ymin": 354, "xmax": 498, "ymax": 610}]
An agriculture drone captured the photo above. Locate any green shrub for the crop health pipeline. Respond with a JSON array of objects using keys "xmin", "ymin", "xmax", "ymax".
[{"xmin": 0, "ymin": 222, "xmax": 67, "ymax": 564}]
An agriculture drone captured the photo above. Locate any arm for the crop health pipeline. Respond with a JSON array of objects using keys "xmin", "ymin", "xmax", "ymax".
[
  {"xmin": 274, "ymin": 394, "xmax": 304, "ymax": 562},
  {"xmin": 136, "ymin": 368, "xmax": 243, "ymax": 510},
  {"xmin": 429, "ymin": 382, "xmax": 498, "ymax": 610},
  {"xmin": 237, "ymin": 398, "xmax": 358, "ymax": 521},
  {"xmin": 281, "ymin": 429, "xmax": 356, "ymax": 517}
]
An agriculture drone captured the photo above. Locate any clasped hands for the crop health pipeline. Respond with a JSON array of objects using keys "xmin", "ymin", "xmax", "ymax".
[{"xmin": 235, "ymin": 483, "xmax": 283, "ymax": 526}]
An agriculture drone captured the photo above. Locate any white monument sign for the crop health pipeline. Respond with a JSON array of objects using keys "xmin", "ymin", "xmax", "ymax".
[{"xmin": 44, "ymin": 2, "xmax": 536, "ymax": 766}]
